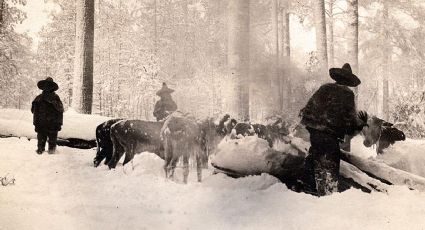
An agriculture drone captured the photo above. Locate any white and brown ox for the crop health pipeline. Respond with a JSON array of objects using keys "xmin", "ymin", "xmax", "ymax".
[
  {"xmin": 362, "ymin": 116, "xmax": 406, "ymax": 154},
  {"xmin": 225, "ymin": 117, "xmax": 290, "ymax": 148},
  {"xmin": 161, "ymin": 112, "xmax": 230, "ymax": 183}
]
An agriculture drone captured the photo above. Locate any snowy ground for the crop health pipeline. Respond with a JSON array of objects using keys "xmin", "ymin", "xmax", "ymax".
[{"xmin": 2, "ymin": 137, "xmax": 425, "ymax": 230}]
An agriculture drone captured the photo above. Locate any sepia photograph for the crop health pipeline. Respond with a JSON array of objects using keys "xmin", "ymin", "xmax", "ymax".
[{"xmin": 1, "ymin": 0, "xmax": 425, "ymax": 229}]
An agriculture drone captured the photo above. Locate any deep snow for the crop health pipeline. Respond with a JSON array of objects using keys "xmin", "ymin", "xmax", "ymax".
[{"xmin": 2, "ymin": 137, "xmax": 425, "ymax": 230}]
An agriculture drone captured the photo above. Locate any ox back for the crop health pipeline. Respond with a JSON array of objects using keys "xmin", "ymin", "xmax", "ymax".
[
  {"xmin": 94, "ymin": 118, "xmax": 123, "ymax": 167},
  {"xmin": 229, "ymin": 119, "xmax": 290, "ymax": 148},
  {"xmin": 108, "ymin": 120, "xmax": 165, "ymax": 169}
]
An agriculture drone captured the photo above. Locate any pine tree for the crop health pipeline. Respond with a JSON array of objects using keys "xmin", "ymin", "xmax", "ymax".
[
  {"xmin": 227, "ymin": 0, "xmax": 250, "ymax": 120},
  {"xmin": 312, "ymin": 0, "xmax": 328, "ymax": 73},
  {"xmin": 72, "ymin": 0, "xmax": 95, "ymax": 114}
]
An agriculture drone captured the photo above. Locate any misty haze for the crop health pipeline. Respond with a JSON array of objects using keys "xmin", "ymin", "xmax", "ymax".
[{"xmin": 1, "ymin": 0, "xmax": 425, "ymax": 229}]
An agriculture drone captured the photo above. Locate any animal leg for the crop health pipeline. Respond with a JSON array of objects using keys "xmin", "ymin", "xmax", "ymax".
[
  {"xmin": 163, "ymin": 138, "xmax": 172, "ymax": 179},
  {"xmin": 196, "ymin": 153, "xmax": 202, "ymax": 182},
  {"xmin": 123, "ymin": 143, "xmax": 135, "ymax": 166},
  {"xmin": 93, "ymin": 144, "xmax": 104, "ymax": 167},
  {"xmin": 108, "ymin": 137, "xmax": 125, "ymax": 169},
  {"xmin": 169, "ymin": 156, "xmax": 179, "ymax": 181},
  {"xmin": 183, "ymin": 154, "xmax": 189, "ymax": 184},
  {"xmin": 104, "ymin": 148, "xmax": 113, "ymax": 166}
]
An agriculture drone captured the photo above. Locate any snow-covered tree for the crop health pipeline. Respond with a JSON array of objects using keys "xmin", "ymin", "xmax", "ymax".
[
  {"xmin": 227, "ymin": 0, "xmax": 250, "ymax": 120},
  {"xmin": 72, "ymin": 0, "xmax": 95, "ymax": 114},
  {"xmin": 312, "ymin": 0, "xmax": 328, "ymax": 73}
]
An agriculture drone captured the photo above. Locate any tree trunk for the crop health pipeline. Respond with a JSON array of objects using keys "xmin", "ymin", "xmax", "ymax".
[
  {"xmin": 326, "ymin": 0, "xmax": 334, "ymax": 67},
  {"xmin": 346, "ymin": 0, "xmax": 359, "ymax": 99},
  {"xmin": 227, "ymin": 0, "xmax": 250, "ymax": 120},
  {"xmin": 0, "ymin": 0, "xmax": 4, "ymax": 30},
  {"xmin": 153, "ymin": 0, "xmax": 157, "ymax": 53},
  {"xmin": 382, "ymin": 1, "xmax": 390, "ymax": 120},
  {"xmin": 72, "ymin": 0, "xmax": 95, "ymax": 114},
  {"xmin": 312, "ymin": 0, "xmax": 328, "ymax": 73},
  {"xmin": 279, "ymin": 0, "xmax": 291, "ymax": 110},
  {"xmin": 272, "ymin": 0, "xmax": 280, "ymax": 111}
]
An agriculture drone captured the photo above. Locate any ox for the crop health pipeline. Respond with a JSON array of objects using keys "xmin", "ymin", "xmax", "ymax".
[
  {"xmin": 93, "ymin": 118, "xmax": 123, "ymax": 167},
  {"xmin": 226, "ymin": 118, "xmax": 290, "ymax": 147},
  {"xmin": 161, "ymin": 112, "xmax": 230, "ymax": 183},
  {"xmin": 362, "ymin": 116, "xmax": 406, "ymax": 154},
  {"xmin": 108, "ymin": 120, "xmax": 165, "ymax": 169}
]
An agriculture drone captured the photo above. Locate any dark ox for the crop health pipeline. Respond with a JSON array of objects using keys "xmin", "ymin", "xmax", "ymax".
[
  {"xmin": 161, "ymin": 113, "xmax": 230, "ymax": 183},
  {"xmin": 93, "ymin": 118, "xmax": 124, "ymax": 167},
  {"xmin": 362, "ymin": 116, "xmax": 406, "ymax": 154},
  {"xmin": 226, "ymin": 118, "xmax": 290, "ymax": 147},
  {"xmin": 108, "ymin": 120, "xmax": 165, "ymax": 169}
]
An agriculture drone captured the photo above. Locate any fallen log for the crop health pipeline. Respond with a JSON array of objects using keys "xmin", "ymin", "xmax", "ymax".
[
  {"xmin": 341, "ymin": 150, "xmax": 425, "ymax": 191},
  {"xmin": 212, "ymin": 136, "xmax": 425, "ymax": 193},
  {"xmin": 56, "ymin": 138, "xmax": 97, "ymax": 149},
  {"xmin": 339, "ymin": 161, "xmax": 390, "ymax": 193},
  {"xmin": 0, "ymin": 135, "xmax": 96, "ymax": 149}
]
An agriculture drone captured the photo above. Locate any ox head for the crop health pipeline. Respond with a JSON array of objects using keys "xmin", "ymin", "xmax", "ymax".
[
  {"xmin": 381, "ymin": 127, "xmax": 406, "ymax": 143},
  {"xmin": 201, "ymin": 115, "xmax": 233, "ymax": 155},
  {"xmin": 362, "ymin": 116, "xmax": 394, "ymax": 147},
  {"xmin": 266, "ymin": 117, "xmax": 290, "ymax": 136}
]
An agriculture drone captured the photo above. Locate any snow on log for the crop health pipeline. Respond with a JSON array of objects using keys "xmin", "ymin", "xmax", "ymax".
[
  {"xmin": 340, "ymin": 161, "xmax": 390, "ymax": 193},
  {"xmin": 212, "ymin": 134, "xmax": 425, "ymax": 193},
  {"xmin": 341, "ymin": 150, "xmax": 425, "ymax": 191},
  {"xmin": 0, "ymin": 108, "xmax": 111, "ymax": 141}
]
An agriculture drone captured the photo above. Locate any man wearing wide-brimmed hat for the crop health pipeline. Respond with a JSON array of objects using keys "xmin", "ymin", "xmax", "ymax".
[
  {"xmin": 31, "ymin": 77, "xmax": 64, "ymax": 154},
  {"xmin": 299, "ymin": 63, "xmax": 368, "ymax": 196},
  {"xmin": 153, "ymin": 82, "xmax": 177, "ymax": 121}
]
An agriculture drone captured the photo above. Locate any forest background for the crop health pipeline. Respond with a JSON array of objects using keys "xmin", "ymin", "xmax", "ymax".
[{"xmin": 2, "ymin": 0, "xmax": 425, "ymax": 137}]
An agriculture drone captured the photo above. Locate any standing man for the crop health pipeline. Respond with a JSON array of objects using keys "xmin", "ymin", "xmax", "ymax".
[
  {"xmin": 153, "ymin": 82, "xmax": 177, "ymax": 121},
  {"xmin": 31, "ymin": 77, "xmax": 64, "ymax": 154},
  {"xmin": 299, "ymin": 63, "xmax": 368, "ymax": 196}
]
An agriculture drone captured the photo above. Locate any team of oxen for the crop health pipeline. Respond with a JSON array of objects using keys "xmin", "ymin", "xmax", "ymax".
[{"xmin": 93, "ymin": 111, "xmax": 406, "ymax": 185}]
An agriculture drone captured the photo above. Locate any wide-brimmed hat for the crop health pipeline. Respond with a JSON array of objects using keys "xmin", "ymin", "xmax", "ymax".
[
  {"xmin": 37, "ymin": 77, "xmax": 59, "ymax": 91},
  {"xmin": 329, "ymin": 63, "xmax": 361, "ymax": 87},
  {"xmin": 156, "ymin": 82, "xmax": 174, "ymax": 96}
]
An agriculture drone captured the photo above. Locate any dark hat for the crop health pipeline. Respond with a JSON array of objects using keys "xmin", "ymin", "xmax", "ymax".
[
  {"xmin": 37, "ymin": 77, "xmax": 59, "ymax": 91},
  {"xmin": 329, "ymin": 63, "xmax": 361, "ymax": 87},
  {"xmin": 156, "ymin": 82, "xmax": 175, "ymax": 96}
]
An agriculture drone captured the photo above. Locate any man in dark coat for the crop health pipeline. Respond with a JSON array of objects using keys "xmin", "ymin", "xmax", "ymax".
[
  {"xmin": 299, "ymin": 63, "xmax": 368, "ymax": 196},
  {"xmin": 31, "ymin": 77, "xmax": 64, "ymax": 154},
  {"xmin": 153, "ymin": 82, "xmax": 177, "ymax": 121}
]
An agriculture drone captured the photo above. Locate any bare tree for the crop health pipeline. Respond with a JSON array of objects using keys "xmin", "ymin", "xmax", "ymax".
[
  {"xmin": 325, "ymin": 0, "xmax": 335, "ymax": 67},
  {"xmin": 72, "ymin": 0, "xmax": 95, "ymax": 114},
  {"xmin": 0, "ymin": 0, "xmax": 4, "ymax": 30},
  {"xmin": 346, "ymin": 0, "xmax": 359, "ymax": 98},
  {"xmin": 280, "ymin": 0, "xmax": 291, "ymax": 110},
  {"xmin": 227, "ymin": 0, "xmax": 250, "ymax": 120},
  {"xmin": 312, "ymin": 0, "xmax": 328, "ymax": 72},
  {"xmin": 382, "ymin": 0, "xmax": 390, "ymax": 120},
  {"xmin": 272, "ymin": 0, "xmax": 280, "ymax": 110}
]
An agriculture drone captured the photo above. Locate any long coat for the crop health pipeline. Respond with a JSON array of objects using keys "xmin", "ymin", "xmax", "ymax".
[
  {"xmin": 299, "ymin": 83, "xmax": 361, "ymax": 139},
  {"xmin": 31, "ymin": 91, "xmax": 64, "ymax": 132},
  {"xmin": 153, "ymin": 95, "xmax": 177, "ymax": 121}
]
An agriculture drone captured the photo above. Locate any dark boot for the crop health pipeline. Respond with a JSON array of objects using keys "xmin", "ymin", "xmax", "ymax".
[
  {"xmin": 36, "ymin": 149, "xmax": 44, "ymax": 154},
  {"xmin": 37, "ymin": 132, "xmax": 47, "ymax": 155},
  {"xmin": 47, "ymin": 131, "xmax": 58, "ymax": 154},
  {"xmin": 48, "ymin": 146, "xmax": 56, "ymax": 154}
]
